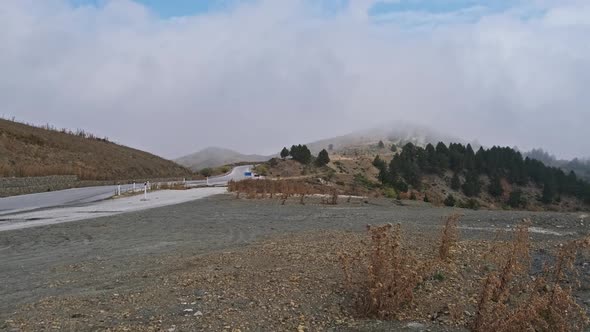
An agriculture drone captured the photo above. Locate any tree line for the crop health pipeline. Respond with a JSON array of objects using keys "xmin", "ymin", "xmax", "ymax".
[
  {"xmin": 280, "ymin": 145, "xmax": 330, "ymax": 167},
  {"xmin": 373, "ymin": 142, "xmax": 590, "ymax": 205}
]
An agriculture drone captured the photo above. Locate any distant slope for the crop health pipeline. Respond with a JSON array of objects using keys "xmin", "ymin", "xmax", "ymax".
[
  {"xmin": 175, "ymin": 147, "xmax": 270, "ymax": 171},
  {"xmin": 525, "ymin": 148, "xmax": 590, "ymax": 181},
  {"xmin": 305, "ymin": 124, "xmax": 465, "ymax": 154},
  {"xmin": 0, "ymin": 119, "xmax": 192, "ymax": 180}
]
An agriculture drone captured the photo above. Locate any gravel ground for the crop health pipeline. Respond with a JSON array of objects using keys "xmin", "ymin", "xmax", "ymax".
[{"xmin": 0, "ymin": 194, "xmax": 589, "ymax": 331}]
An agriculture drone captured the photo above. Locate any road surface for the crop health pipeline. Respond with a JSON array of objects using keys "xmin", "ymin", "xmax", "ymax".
[{"xmin": 0, "ymin": 165, "xmax": 252, "ymax": 216}]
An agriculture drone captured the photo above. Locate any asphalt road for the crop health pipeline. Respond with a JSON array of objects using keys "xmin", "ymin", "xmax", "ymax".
[{"xmin": 0, "ymin": 165, "xmax": 252, "ymax": 216}]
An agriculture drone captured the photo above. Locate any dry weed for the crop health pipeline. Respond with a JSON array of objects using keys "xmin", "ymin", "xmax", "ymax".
[{"xmin": 439, "ymin": 214, "xmax": 461, "ymax": 261}]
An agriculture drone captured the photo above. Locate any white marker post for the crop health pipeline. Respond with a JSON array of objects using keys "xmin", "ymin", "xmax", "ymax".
[
  {"xmin": 133, "ymin": 182, "xmax": 136, "ymax": 192},
  {"xmin": 206, "ymin": 177, "xmax": 209, "ymax": 186},
  {"xmin": 143, "ymin": 183, "xmax": 147, "ymax": 200},
  {"xmin": 117, "ymin": 185, "xmax": 121, "ymax": 196}
]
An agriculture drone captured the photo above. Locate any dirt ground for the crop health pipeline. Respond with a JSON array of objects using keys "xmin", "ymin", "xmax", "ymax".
[{"xmin": 1, "ymin": 194, "xmax": 589, "ymax": 331}]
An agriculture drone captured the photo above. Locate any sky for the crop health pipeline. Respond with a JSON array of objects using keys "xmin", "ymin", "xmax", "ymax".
[{"xmin": 1, "ymin": 0, "xmax": 589, "ymax": 160}]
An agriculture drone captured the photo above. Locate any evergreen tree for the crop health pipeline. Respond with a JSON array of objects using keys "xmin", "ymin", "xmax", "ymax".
[
  {"xmin": 390, "ymin": 144, "xmax": 397, "ymax": 152},
  {"xmin": 464, "ymin": 144, "xmax": 476, "ymax": 170},
  {"xmin": 462, "ymin": 171, "xmax": 482, "ymax": 197},
  {"xmin": 378, "ymin": 140, "xmax": 385, "ymax": 149},
  {"xmin": 280, "ymin": 147, "xmax": 290, "ymax": 159},
  {"xmin": 541, "ymin": 178, "xmax": 556, "ymax": 204},
  {"xmin": 451, "ymin": 173, "xmax": 461, "ymax": 190},
  {"xmin": 488, "ymin": 175, "xmax": 504, "ymax": 197},
  {"xmin": 316, "ymin": 149, "xmax": 330, "ymax": 166},
  {"xmin": 508, "ymin": 189, "xmax": 525, "ymax": 208},
  {"xmin": 290, "ymin": 144, "xmax": 312, "ymax": 164}
]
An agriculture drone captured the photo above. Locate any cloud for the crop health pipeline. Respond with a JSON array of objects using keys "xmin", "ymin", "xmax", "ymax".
[{"xmin": 1, "ymin": 0, "xmax": 589, "ymax": 159}]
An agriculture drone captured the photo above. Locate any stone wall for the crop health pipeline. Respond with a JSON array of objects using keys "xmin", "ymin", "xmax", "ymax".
[{"xmin": 0, "ymin": 175, "xmax": 79, "ymax": 197}]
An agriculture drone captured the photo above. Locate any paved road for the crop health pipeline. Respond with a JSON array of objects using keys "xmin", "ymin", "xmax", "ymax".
[{"xmin": 0, "ymin": 165, "xmax": 252, "ymax": 216}]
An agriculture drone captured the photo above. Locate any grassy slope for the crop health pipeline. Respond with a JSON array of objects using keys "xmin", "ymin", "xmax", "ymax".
[{"xmin": 0, "ymin": 119, "xmax": 193, "ymax": 180}]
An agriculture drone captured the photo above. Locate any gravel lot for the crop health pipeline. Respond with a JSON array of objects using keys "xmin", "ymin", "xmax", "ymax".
[{"xmin": 1, "ymin": 194, "xmax": 588, "ymax": 331}]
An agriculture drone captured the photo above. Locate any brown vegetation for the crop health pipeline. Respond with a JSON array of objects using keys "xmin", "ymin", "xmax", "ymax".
[
  {"xmin": 340, "ymin": 223, "xmax": 424, "ymax": 319},
  {"xmin": 439, "ymin": 214, "xmax": 461, "ymax": 261},
  {"xmin": 471, "ymin": 221, "xmax": 590, "ymax": 331},
  {"xmin": 228, "ymin": 179, "xmax": 342, "ymax": 205},
  {"xmin": 339, "ymin": 218, "xmax": 590, "ymax": 331},
  {"xmin": 0, "ymin": 118, "xmax": 193, "ymax": 180}
]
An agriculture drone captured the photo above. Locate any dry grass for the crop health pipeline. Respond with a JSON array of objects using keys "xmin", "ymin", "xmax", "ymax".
[
  {"xmin": 439, "ymin": 214, "xmax": 461, "ymax": 261},
  {"xmin": 0, "ymin": 118, "xmax": 193, "ymax": 180},
  {"xmin": 339, "ymin": 218, "xmax": 590, "ymax": 331},
  {"xmin": 228, "ymin": 179, "xmax": 341, "ymax": 205},
  {"xmin": 471, "ymin": 220, "xmax": 590, "ymax": 332},
  {"xmin": 340, "ymin": 223, "xmax": 426, "ymax": 319}
]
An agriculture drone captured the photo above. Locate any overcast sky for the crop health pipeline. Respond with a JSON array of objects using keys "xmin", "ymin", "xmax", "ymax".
[{"xmin": 1, "ymin": 0, "xmax": 589, "ymax": 159}]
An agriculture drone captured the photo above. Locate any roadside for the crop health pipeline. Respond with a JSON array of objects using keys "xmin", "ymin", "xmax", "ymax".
[
  {"xmin": 1, "ymin": 195, "xmax": 589, "ymax": 331},
  {"xmin": 0, "ymin": 187, "xmax": 226, "ymax": 232}
]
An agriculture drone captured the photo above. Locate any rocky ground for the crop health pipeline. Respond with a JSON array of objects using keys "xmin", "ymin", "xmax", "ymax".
[{"xmin": 1, "ymin": 194, "xmax": 589, "ymax": 331}]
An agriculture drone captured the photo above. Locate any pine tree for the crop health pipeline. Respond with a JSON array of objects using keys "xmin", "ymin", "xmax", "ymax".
[
  {"xmin": 508, "ymin": 189, "xmax": 525, "ymax": 208},
  {"xmin": 462, "ymin": 171, "xmax": 481, "ymax": 197},
  {"xmin": 488, "ymin": 175, "xmax": 503, "ymax": 197},
  {"xmin": 280, "ymin": 147, "xmax": 290, "ymax": 159},
  {"xmin": 316, "ymin": 149, "xmax": 330, "ymax": 166},
  {"xmin": 541, "ymin": 179, "xmax": 556, "ymax": 204},
  {"xmin": 378, "ymin": 140, "xmax": 385, "ymax": 149}
]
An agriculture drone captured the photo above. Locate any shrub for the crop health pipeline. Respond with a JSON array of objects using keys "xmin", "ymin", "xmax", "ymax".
[
  {"xmin": 340, "ymin": 224, "xmax": 423, "ymax": 319},
  {"xmin": 461, "ymin": 198, "xmax": 480, "ymax": 210},
  {"xmin": 409, "ymin": 192, "xmax": 417, "ymax": 200},
  {"xmin": 254, "ymin": 164, "xmax": 268, "ymax": 176},
  {"xmin": 199, "ymin": 168, "xmax": 213, "ymax": 177},
  {"xmin": 439, "ymin": 214, "xmax": 461, "ymax": 261},
  {"xmin": 471, "ymin": 221, "xmax": 590, "ymax": 332},
  {"xmin": 444, "ymin": 194, "xmax": 456, "ymax": 207},
  {"xmin": 383, "ymin": 187, "xmax": 397, "ymax": 199}
]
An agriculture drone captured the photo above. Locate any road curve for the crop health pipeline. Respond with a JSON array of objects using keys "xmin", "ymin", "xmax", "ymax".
[{"xmin": 0, "ymin": 165, "xmax": 253, "ymax": 216}]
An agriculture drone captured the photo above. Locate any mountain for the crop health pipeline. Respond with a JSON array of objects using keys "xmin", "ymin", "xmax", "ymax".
[
  {"xmin": 0, "ymin": 119, "xmax": 192, "ymax": 180},
  {"xmin": 304, "ymin": 123, "xmax": 466, "ymax": 154},
  {"xmin": 524, "ymin": 148, "xmax": 590, "ymax": 181},
  {"xmin": 175, "ymin": 147, "xmax": 270, "ymax": 171}
]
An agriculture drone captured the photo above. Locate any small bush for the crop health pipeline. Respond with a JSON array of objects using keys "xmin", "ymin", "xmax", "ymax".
[
  {"xmin": 340, "ymin": 224, "xmax": 423, "ymax": 319},
  {"xmin": 439, "ymin": 214, "xmax": 461, "ymax": 261},
  {"xmin": 383, "ymin": 187, "xmax": 397, "ymax": 199},
  {"xmin": 461, "ymin": 198, "xmax": 480, "ymax": 210},
  {"xmin": 199, "ymin": 168, "xmax": 213, "ymax": 177},
  {"xmin": 444, "ymin": 194, "xmax": 456, "ymax": 207}
]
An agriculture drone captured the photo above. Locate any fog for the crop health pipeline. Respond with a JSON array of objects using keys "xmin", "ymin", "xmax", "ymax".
[{"xmin": 1, "ymin": 0, "xmax": 589, "ymax": 159}]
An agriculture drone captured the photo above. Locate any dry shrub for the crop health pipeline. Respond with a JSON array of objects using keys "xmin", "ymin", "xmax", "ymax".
[
  {"xmin": 472, "ymin": 220, "xmax": 590, "ymax": 332},
  {"xmin": 340, "ymin": 224, "xmax": 424, "ymax": 319},
  {"xmin": 439, "ymin": 214, "xmax": 461, "ymax": 261}
]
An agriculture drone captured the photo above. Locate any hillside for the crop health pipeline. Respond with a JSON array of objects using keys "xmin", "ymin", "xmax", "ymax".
[
  {"xmin": 175, "ymin": 147, "xmax": 270, "ymax": 171},
  {"xmin": 525, "ymin": 148, "xmax": 590, "ymax": 181},
  {"xmin": 0, "ymin": 119, "xmax": 193, "ymax": 180},
  {"xmin": 304, "ymin": 123, "xmax": 464, "ymax": 155},
  {"xmin": 254, "ymin": 141, "xmax": 590, "ymax": 212}
]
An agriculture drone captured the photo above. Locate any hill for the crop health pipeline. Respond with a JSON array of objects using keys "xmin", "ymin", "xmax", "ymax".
[
  {"xmin": 255, "ymin": 141, "xmax": 590, "ymax": 211},
  {"xmin": 525, "ymin": 148, "xmax": 590, "ymax": 181},
  {"xmin": 175, "ymin": 147, "xmax": 270, "ymax": 171},
  {"xmin": 0, "ymin": 119, "xmax": 192, "ymax": 180},
  {"xmin": 304, "ymin": 123, "xmax": 464, "ymax": 155}
]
